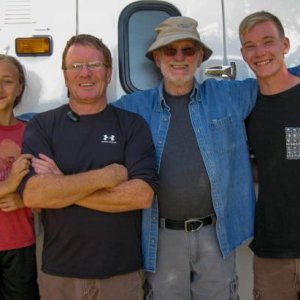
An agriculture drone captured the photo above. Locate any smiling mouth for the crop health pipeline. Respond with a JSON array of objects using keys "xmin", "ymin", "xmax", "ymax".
[
  {"xmin": 256, "ymin": 60, "xmax": 271, "ymax": 66},
  {"xmin": 79, "ymin": 83, "xmax": 95, "ymax": 87},
  {"xmin": 171, "ymin": 63, "xmax": 188, "ymax": 69}
]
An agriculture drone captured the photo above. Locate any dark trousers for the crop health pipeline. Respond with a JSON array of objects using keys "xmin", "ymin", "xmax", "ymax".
[{"xmin": 0, "ymin": 244, "xmax": 40, "ymax": 300}]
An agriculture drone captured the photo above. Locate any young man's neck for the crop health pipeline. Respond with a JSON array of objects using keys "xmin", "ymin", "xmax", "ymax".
[{"xmin": 258, "ymin": 68, "xmax": 300, "ymax": 95}]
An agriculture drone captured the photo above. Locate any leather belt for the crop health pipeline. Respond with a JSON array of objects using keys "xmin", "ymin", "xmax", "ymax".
[{"xmin": 159, "ymin": 215, "xmax": 216, "ymax": 233}]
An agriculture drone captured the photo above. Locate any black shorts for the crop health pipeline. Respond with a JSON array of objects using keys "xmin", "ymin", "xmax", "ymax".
[{"xmin": 0, "ymin": 244, "xmax": 40, "ymax": 300}]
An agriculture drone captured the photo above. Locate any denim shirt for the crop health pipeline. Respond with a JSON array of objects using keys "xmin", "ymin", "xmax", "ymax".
[{"xmin": 113, "ymin": 78, "xmax": 259, "ymax": 272}]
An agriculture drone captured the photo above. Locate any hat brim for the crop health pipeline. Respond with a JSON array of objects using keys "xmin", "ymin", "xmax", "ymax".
[{"xmin": 146, "ymin": 35, "xmax": 213, "ymax": 62}]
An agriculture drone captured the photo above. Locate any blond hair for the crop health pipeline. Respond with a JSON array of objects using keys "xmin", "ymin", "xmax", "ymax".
[{"xmin": 239, "ymin": 11, "xmax": 285, "ymax": 42}]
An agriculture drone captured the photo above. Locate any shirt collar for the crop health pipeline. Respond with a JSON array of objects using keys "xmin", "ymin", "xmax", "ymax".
[{"xmin": 157, "ymin": 79, "xmax": 202, "ymax": 109}]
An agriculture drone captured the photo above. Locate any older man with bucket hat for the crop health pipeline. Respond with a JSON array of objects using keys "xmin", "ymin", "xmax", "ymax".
[{"xmin": 114, "ymin": 16, "xmax": 259, "ymax": 299}]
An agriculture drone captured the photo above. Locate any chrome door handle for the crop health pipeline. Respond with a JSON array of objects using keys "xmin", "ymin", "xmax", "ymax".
[{"xmin": 205, "ymin": 62, "xmax": 236, "ymax": 80}]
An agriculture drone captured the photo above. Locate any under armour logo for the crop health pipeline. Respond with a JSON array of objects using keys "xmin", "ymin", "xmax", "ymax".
[
  {"xmin": 101, "ymin": 134, "xmax": 117, "ymax": 144},
  {"xmin": 103, "ymin": 135, "xmax": 115, "ymax": 141}
]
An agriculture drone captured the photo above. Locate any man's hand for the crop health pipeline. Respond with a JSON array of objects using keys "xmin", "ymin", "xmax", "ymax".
[
  {"xmin": 31, "ymin": 155, "xmax": 127, "ymax": 188},
  {"xmin": 32, "ymin": 153, "xmax": 63, "ymax": 175},
  {"xmin": 6, "ymin": 154, "xmax": 32, "ymax": 191},
  {"xmin": 103, "ymin": 163, "xmax": 128, "ymax": 188},
  {"xmin": 0, "ymin": 192, "xmax": 24, "ymax": 212}
]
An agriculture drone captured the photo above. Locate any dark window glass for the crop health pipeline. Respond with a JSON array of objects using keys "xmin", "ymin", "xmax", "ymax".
[{"xmin": 118, "ymin": 1, "xmax": 181, "ymax": 93}]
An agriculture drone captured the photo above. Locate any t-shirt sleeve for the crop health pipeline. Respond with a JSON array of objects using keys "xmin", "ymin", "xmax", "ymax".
[
  {"xmin": 123, "ymin": 114, "xmax": 158, "ymax": 193},
  {"xmin": 19, "ymin": 115, "xmax": 54, "ymax": 195}
]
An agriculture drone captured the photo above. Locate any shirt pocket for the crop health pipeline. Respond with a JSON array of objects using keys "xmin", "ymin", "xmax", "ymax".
[{"xmin": 208, "ymin": 115, "xmax": 246, "ymax": 154}]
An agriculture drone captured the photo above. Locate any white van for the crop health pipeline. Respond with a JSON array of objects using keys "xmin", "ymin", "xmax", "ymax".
[
  {"xmin": 1, "ymin": 1, "xmax": 300, "ymax": 298},
  {"xmin": 1, "ymin": 0, "xmax": 300, "ymax": 115}
]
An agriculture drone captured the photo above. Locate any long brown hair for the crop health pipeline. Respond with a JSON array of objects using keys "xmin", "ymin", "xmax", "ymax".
[{"xmin": 0, "ymin": 54, "xmax": 26, "ymax": 107}]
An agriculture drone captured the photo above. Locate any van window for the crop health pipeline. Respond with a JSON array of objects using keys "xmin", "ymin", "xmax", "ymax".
[{"xmin": 118, "ymin": 1, "xmax": 181, "ymax": 93}]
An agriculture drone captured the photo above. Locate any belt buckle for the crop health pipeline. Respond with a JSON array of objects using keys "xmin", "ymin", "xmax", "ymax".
[{"xmin": 184, "ymin": 218, "xmax": 204, "ymax": 232}]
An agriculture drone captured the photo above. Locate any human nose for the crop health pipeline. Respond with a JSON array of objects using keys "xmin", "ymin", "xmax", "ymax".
[
  {"xmin": 79, "ymin": 64, "xmax": 92, "ymax": 75},
  {"xmin": 173, "ymin": 49, "xmax": 185, "ymax": 60},
  {"xmin": 254, "ymin": 45, "xmax": 267, "ymax": 57}
]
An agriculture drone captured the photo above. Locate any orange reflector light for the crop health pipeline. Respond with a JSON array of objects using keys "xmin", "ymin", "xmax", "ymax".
[{"xmin": 15, "ymin": 36, "xmax": 52, "ymax": 56}]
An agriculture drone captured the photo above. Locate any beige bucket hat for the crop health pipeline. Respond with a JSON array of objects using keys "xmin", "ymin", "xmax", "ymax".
[{"xmin": 146, "ymin": 16, "xmax": 213, "ymax": 62}]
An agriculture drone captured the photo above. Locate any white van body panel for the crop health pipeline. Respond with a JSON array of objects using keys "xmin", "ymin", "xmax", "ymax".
[{"xmin": 1, "ymin": 0, "xmax": 300, "ymax": 115}]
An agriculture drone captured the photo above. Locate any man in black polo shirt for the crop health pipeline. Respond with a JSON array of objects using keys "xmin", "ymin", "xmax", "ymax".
[{"xmin": 20, "ymin": 34, "xmax": 158, "ymax": 300}]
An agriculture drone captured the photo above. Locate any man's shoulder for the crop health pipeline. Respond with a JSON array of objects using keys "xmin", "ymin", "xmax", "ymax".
[
  {"xmin": 24, "ymin": 105, "xmax": 68, "ymax": 128},
  {"xmin": 108, "ymin": 105, "xmax": 151, "ymax": 137},
  {"xmin": 114, "ymin": 87, "xmax": 159, "ymax": 104},
  {"xmin": 118, "ymin": 87, "xmax": 159, "ymax": 103},
  {"xmin": 109, "ymin": 104, "xmax": 146, "ymax": 123},
  {"xmin": 112, "ymin": 87, "xmax": 160, "ymax": 116},
  {"xmin": 18, "ymin": 104, "xmax": 67, "ymax": 122},
  {"xmin": 201, "ymin": 77, "xmax": 257, "ymax": 88},
  {"xmin": 198, "ymin": 78, "xmax": 258, "ymax": 104},
  {"xmin": 36, "ymin": 104, "xmax": 67, "ymax": 118}
]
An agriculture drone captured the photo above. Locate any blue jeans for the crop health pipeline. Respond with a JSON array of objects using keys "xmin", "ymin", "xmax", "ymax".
[{"xmin": 145, "ymin": 224, "xmax": 238, "ymax": 300}]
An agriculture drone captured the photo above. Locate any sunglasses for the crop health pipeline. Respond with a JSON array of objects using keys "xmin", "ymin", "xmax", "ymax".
[{"xmin": 161, "ymin": 46, "xmax": 199, "ymax": 57}]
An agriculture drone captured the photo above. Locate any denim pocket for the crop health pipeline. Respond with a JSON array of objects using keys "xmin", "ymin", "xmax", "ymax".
[{"xmin": 209, "ymin": 116, "xmax": 246, "ymax": 154}]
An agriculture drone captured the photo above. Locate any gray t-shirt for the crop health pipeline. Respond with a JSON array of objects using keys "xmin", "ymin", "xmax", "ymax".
[{"xmin": 158, "ymin": 92, "xmax": 214, "ymax": 220}]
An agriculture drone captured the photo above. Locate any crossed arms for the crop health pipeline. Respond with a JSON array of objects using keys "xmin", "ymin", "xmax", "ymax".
[{"xmin": 23, "ymin": 154, "xmax": 154, "ymax": 212}]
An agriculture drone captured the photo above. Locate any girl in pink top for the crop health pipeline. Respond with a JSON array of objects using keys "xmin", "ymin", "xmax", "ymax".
[{"xmin": 0, "ymin": 54, "xmax": 39, "ymax": 299}]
